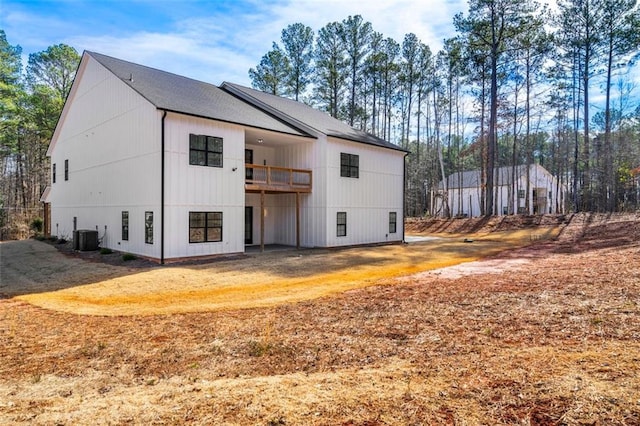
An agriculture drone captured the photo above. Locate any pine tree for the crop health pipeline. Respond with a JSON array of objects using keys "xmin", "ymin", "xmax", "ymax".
[
  {"xmin": 314, "ymin": 22, "xmax": 348, "ymax": 119},
  {"xmin": 248, "ymin": 43, "xmax": 290, "ymax": 95},
  {"xmin": 280, "ymin": 23, "xmax": 314, "ymax": 101},
  {"xmin": 339, "ymin": 15, "xmax": 372, "ymax": 127}
]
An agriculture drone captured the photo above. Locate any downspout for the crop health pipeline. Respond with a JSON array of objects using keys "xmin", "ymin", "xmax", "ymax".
[
  {"xmin": 161, "ymin": 110, "xmax": 167, "ymax": 264},
  {"xmin": 403, "ymin": 152, "xmax": 408, "ymax": 243}
]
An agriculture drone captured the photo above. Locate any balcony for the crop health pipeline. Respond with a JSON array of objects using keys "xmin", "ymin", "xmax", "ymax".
[{"xmin": 245, "ymin": 165, "xmax": 312, "ymax": 193}]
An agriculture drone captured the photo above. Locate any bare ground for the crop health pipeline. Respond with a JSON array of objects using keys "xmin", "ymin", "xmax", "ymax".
[
  {"xmin": 2, "ymin": 226, "xmax": 557, "ymax": 315},
  {"xmin": 1, "ymin": 213, "xmax": 639, "ymax": 425}
]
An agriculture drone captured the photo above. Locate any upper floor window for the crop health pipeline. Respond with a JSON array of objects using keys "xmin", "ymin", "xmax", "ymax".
[
  {"xmin": 52, "ymin": 163, "xmax": 56, "ymax": 183},
  {"xmin": 64, "ymin": 159, "xmax": 69, "ymax": 181},
  {"xmin": 517, "ymin": 189, "xmax": 525, "ymax": 199},
  {"xmin": 340, "ymin": 153, "xmax": 359, "ymax": 178},
  {"xmin": 189, "ymin": 134, "xmax": 223, "ymax": 167}
]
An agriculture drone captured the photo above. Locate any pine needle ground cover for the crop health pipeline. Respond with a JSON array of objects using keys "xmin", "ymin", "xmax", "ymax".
[{"xmin": 1, "ymin": 213, "xmax": 638, "ymax": 424}]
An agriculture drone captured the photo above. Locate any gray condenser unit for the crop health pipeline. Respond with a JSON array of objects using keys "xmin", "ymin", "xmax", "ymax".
[{"xmin": 74, "ymin": 229, "xmax": 99, "ymax": 251}]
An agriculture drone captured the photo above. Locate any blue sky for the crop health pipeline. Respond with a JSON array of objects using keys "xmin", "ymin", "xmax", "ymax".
[{"xmin": 2, "ymin": 0, "xmax": 466, "ymax": 86}]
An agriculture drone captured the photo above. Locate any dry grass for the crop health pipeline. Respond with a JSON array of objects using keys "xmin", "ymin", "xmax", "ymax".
[
  {"xmin": 9, "ymin": 228, "xmax": 559, "ymax": 315},
  {"xmin": 1, "ymin": 213, "xmax": 639, "ymax": 425}
]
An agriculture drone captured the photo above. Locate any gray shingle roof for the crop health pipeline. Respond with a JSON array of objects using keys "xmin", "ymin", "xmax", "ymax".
[
  {"xmin": 87, "ymin": 52, "xmax": 404, "ymax": 153},
  {"xmin": 221, "ymin": 82, "xmax": 406, "ymax": 152},
  {"xmin": 86, "ymin": 51, "xmax": 308, "ymax": 137}
]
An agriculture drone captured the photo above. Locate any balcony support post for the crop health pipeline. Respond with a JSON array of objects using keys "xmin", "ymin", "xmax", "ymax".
[
  {"xmin": 296, "ymin": 192, "xmax": 300, "ymax": 250},
  {"xmin": 260, "ymin": 190, "xmax": 265, "ymax": 252}
]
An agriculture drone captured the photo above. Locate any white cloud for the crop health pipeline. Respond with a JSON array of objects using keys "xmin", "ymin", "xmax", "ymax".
[
  {"xmin": 264, "ymin": 0, "xmax": 466, "ymax": 52},
  {"xmin": 3, "ymin": 0, "xmax": 468, "ymax": 85}
]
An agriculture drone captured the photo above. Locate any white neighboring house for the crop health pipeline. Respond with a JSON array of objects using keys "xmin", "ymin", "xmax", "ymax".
[
  {"xmin": 432, "ymin": 164, "xmax": 566, "ymax": 217},
  {"xmin": 43, "ymin": 51, "xmax": 407, "ymax": 262}
]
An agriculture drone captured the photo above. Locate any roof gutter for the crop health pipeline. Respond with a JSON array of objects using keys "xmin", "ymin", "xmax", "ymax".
[{"xmin": 161, "ymin": 109, "xmax": 167, "ymax": 265}]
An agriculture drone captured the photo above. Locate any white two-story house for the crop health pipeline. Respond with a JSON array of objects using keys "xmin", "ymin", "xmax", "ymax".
[
  {"xmin": 43, "ymin": 51, "xmax": 406, "ymax": 262},
  {"xmin": 432, "ymin": 164, "xmax": 566, "ymax": 217}
]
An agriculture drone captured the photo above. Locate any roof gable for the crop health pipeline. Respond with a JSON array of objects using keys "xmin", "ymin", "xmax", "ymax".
[
  {"xmin": 54, "ymin": 51, "xmax": 405, "ymax": 154},
  {"xmin": 86, "ymin": 51, "xmax": 309, "ymax": 138}
]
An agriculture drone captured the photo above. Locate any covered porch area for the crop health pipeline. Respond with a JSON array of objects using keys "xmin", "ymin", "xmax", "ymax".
[
  {"xmin": 244, "ymin": 171, "xmax": 311, "ymax": 252},
  {"xmin": 243, "ymin": 129, "xmax": 314, "ymax": 252}
]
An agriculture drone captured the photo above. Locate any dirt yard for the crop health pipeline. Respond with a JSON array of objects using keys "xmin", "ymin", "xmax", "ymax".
[
  {"xmin": 2, "ymin": 224, "xmax": 560, "ymax": 315},
  {"xmin": 1, "ymin": 213, "xmax": 639, "ymax": 425}
]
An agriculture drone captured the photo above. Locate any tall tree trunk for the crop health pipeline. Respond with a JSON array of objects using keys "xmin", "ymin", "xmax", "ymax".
[
  {"xmin": 582, "ymin": 2, "xmax": 592, "ymax": 212},
  {"xmin": 480, "ymin": 65, "xmax": 487, "ymax": 216},
  {"xmin": 434, "ymin": 89, "xmax": 450, "ymax": 218},
  {"xmin": 486, "ymin": 47, "xmax": 498, "ymax": 216},
  {"xmin": 572, "ymin": 47, "xmax": 582, "ymax": 212},
  {"xmin": 511, "ymin": 90, "xmax": 518, "ymax": 215},
  {"xmin": 603, "ymin": 30, "xmax": 614, "ymax": 211}
]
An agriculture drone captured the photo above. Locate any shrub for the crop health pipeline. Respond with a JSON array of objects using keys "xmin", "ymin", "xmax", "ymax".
[
  {"xmin": 122, "ymin": 253, "xmax": 136, "ymax": 261},
  {"xmin": 35, "ymin": 235, "xmax": 47, "ymax": 241},
  {"xmin": 100, "ymin": 248, "xmax": 113, "ymax": 255},
  {"xmin": 30, "ymin": 217, "xmax": 44, "ymax": 233},
  {"xmin": 247, "ymin": 340, "xmax": 273, "ymax": 357}
]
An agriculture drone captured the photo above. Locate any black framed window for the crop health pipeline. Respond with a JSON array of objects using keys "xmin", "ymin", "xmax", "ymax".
[
  {"xmin": 145, "ymin": 211, "xmax": 153, "ymax": 244},
  {"xmin": 340, "ymin": 153, "xmax": 359, "ymax": 178},
  {"xmin": 389, "ymin": 212, "xmax": 397, "ymax": 234},
  {"xmin": 245, "ymin": 149, "xmax": 254, "ymax": 180},
  {"xmin": 517, "ymin": 189, "xmax": 525, "ymax": 199},
  {"xmin": 122, "ymin": 211, "xmax": 129, "ymax": 241},
  {"xmin": 52, "ymin": 163, "xmax": 56, "ymax": 183},
  {"xmin": 337, "ymin": 212, "xmax": 347, "ymax": 237},
  {"xmin": 189, "ymin": 134, "xmax": 223, "ymax": 167},
  {"xmin": 64, "ymin": 159, "xmax": 69, "ymax": 181},
  {"xmin": 189, "ymin": 212, "xmax": 223, "ymax": 243}
]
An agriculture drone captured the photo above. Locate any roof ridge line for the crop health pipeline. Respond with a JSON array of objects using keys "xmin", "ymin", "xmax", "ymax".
[{"xmin": 220, "ymin": 82, "xmax": 320, "ymax": 138}]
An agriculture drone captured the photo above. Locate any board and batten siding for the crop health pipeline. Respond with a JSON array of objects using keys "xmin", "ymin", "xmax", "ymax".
[
  {"xmin": 162, "ymin": 113, "xmax": 245, "ymax": 258},
  {"xmin": 274, "ymin": 139, "xmax": 325, "ymax": 247},
  {"xmin": 48, "ymin": 54, "xmax": 162, "ymax": 259},
  {"xmin": 325, "ymin": 138, "xmax": 404, "ymax": 247}
]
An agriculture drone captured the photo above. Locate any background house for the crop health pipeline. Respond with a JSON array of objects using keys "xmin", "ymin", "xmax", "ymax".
[
  {"xmin": 44, "ymin": 51, "xmax": 406, "ymax": 262},
  {"xmin": 431, "ymin": 164, "xmax": 566, "ymax": 217}
]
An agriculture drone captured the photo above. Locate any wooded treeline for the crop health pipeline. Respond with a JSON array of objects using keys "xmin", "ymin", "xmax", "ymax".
[
  {"xmin": 1, "ymin": 0, "xmax": 639, "ymax": 239},
  {"xmin": 249, "ymin": 0, "xmax": 640, "ymax": 217},
  {"xmin": 0, "ymin": 30, "xmax": 80, "ymax": 238}
]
